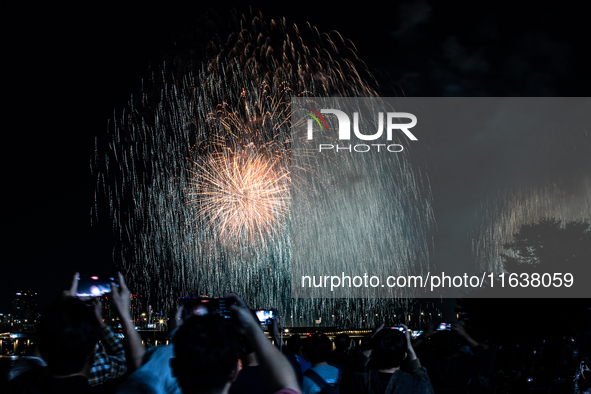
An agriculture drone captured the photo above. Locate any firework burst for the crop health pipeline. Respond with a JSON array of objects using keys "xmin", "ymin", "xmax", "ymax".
[{"xmin": 187, "ymin": 151, "xmax": 290, "ymax": 245}]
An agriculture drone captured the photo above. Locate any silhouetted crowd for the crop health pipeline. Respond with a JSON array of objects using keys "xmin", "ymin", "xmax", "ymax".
[{"xmin": 5, "ymin": 273, "xmax": 591, "ymax": 393}]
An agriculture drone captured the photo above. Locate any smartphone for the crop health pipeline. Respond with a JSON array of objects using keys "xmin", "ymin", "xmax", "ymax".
[
  {"xmin": 411, "ymin": 330, "xmax": 424, "ymax": 339},
  {"xmin": 178, "ymin": 297, "xmax": 231, "ymax": 319},
  {"xmin": 385, "ymin": 326, "xmax": 406, "ymax": 333},
  {"xmin": 255, "ymin": 309, "xmax": 275, "ymax": 327},
  {"xmin": 437, "ymin": 323, "xmax": 451, "ymax": 331},
  {"xmin": 77, "ymin": 276, "xmax": 118, "ymax": 297}
]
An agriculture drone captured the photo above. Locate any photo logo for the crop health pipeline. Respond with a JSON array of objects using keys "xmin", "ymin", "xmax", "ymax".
[{"xmin": 304, "ymin": 108, "xmax": 417, "ymax": 152}]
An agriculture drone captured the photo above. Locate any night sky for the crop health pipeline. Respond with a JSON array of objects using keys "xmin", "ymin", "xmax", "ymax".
[{"xmin": 2, "ymin": 1, "xmax": 589, "ymax": 312}]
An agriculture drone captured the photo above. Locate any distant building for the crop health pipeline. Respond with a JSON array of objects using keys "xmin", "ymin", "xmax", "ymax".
[
  {"xmin": 0, "ymin": 313, "xmax": 12, "ymax": 332},
  {"xmin": 12, "ymin": 291, "xmax": 38, "ymax": 331},
  {"xmin": 99, "ymin": 293, "xmax": 147, "ymax": 330}
]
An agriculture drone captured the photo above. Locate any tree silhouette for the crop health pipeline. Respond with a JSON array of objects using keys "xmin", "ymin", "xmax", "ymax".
[
  {"xmin": 502, "ymin": 218, "xmax": 591, "ymax": 276},
  {"xmin": 456, "ymin": 217, "xmax": 591, "ymax": 343}
]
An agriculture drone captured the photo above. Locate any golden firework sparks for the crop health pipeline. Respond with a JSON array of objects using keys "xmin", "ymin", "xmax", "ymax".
[{"xmin": 187, "ymin": 151, "xmax": 290, "ymax": 245}]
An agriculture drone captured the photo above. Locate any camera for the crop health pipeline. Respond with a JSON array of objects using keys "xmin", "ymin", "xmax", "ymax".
[{"xmin": 255, "ymin": 309, "xmax": 275, "ymax": 327}]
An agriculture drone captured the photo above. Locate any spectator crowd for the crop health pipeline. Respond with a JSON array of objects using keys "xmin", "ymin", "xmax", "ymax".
[{"xmin": 4, "ymin": 273, "xmax": 591, "ymax": 394}]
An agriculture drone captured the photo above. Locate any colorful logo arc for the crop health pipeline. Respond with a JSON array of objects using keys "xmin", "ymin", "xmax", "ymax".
[{"xmin": 303, "ymin": 108, "xmax": 329, "ymax": 132}]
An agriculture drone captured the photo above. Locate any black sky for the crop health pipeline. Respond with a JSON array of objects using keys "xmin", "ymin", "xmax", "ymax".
[{"xmin": 1, "ymin": 0, "xmax": 589, "ymax": 311}]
